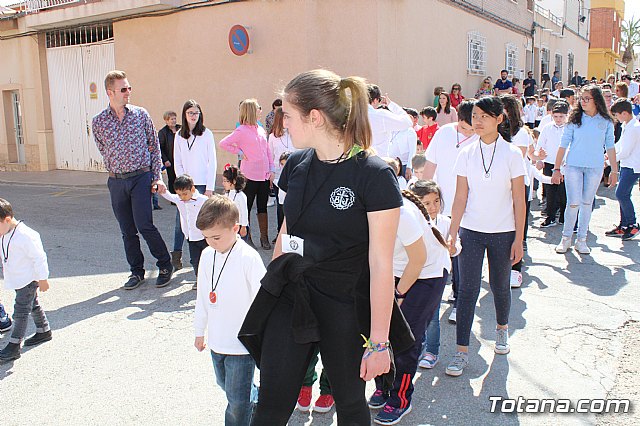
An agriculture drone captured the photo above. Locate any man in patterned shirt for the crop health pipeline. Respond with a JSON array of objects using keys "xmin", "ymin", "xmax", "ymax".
[{"xmin": 92, "ymin": 70, "xmax": 173, "ymax": 290}]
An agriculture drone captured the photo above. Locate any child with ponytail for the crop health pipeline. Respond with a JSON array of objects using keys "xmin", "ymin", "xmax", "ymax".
[
  {"xmin": 222, "ymin": 164, "xmax": 249, "ymax": 243},
  {"xmin": 407, "ymin": 180, "xmax": 460, "ymax": 370},
  {"xmin": 369, "ymin": 174, "xmax": 451, "ymax": 425}
]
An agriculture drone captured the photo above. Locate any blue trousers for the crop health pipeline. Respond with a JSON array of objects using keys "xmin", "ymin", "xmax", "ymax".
[
  {"xmin": 616, "ymin": 167, "xmax": 640, "ymax": 227},
  {"xmin": 211, "ymin": 351, "xmax": 257, "ymax": 426},
  {"xmin": 107, "ymin": 171, "xmax": 171, "ymax": 277}
]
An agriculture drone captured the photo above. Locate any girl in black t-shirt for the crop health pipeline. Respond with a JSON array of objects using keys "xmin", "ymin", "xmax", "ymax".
[{"xmin": 240, "ymin": 70, "xmax": 412, "ymax": 425}]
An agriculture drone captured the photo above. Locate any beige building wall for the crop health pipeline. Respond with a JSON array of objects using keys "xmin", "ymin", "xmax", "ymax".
[
  {"xmin": 0, "ymin": 0, "xmax": 589, "ymax": 172},
  {"xmin": 0, "ymin": 21, "xmax": 55, "ymax": 171}
]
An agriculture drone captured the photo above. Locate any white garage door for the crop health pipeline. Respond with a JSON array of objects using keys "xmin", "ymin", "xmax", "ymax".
[{"xmin": 47, "ymin": 42, "xmax": 114, "ymax": 171}]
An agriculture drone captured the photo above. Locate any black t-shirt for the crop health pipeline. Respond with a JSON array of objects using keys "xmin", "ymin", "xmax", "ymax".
[
  {"xmin": 523, "ymin": 78, "xmax": 537, "ymax": 97},
  {"xmin": 279, "ymin": 148, "xmax": 402, "ymax": 262}
]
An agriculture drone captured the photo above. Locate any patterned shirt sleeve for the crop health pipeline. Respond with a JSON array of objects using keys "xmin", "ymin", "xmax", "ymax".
[{"xmin": 143, "ymin": 109, "xmax": 162, "ymax": 181}]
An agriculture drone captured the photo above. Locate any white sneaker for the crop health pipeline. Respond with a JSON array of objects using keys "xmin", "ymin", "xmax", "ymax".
[
  {"xmin": 267, "ymin": 197, "xmax": 276, "ymax": 207},
  {"xmin": 510, "ymin": 270, "xmax": 522, "ymax": 288},
  {"xmin": 555, "ymin": 236, "xmax": 572, "ymax": 253},
  {"xmin": 495, "ymin": 328, "xmax": 510, "ymax": 355},
  {"xmin": 574, "ymin": 239, "xmax": 591, "ymax": 255},
  {"xmin": 447, "ymin": 290, "xmax": 456, "ymax": 303},
  {"xmin": 448, "ymin": 307, "xmax": 457, "ymax": 323}
]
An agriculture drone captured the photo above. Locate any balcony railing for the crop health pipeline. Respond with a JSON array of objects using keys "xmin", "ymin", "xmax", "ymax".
[
  {"xmin": 535, "ymin": 4, "xmax": 563, "ymax": 27},
  {"xmin": 25, "ymin": 0, "xmax": 83, "ymax": 13}
]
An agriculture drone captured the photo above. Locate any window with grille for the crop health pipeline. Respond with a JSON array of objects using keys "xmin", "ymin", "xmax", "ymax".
[
  {"xmin": 45, "ymin": 24, "xmax": 113, "ymax": 48},
  {"xmin": 468, "ymin": 31, "xmax": 486, "ymax": 75},
  {"xmin": 554, "ymin": 53, "xmax": 563, "ymax": 80},
  {"xmin": 541, "ymin": 48, "xmax": 550, "ymax": 76},
  {"xmin": 568, "ymin": 53, "xmax": 574, "ymax": 82},
  {"xmin": 505, "ymin": 44, "xmax": 518, "ymax": 76}
]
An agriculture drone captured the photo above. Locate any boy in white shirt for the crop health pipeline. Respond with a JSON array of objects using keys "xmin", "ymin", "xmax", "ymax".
[
  {"xmin": 523, "ymin": 97, "xmax": 538, "ymax": 129},
  {"xmin": 194, "ymin": 195, "xmax": 265, "ymax": 426},
  {"xmin": 160, "ymin": 174, "xmax": 209, "ymax": 289},
  {"xmin": 0, "ymin": 198, "xmax": 52, "ymax": 362},
  {"xmin": 533, "ymin": 101, "xmax": 569, "ymax": 227},
  {"xmin": 535, "ymin": 97, "xmax": 546, "ymax": 128}
]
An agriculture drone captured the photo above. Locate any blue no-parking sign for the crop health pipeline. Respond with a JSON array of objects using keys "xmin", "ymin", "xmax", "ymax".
[{"xmin": 229, "ymin": 25, "xmax": 250, "ymax": 56}]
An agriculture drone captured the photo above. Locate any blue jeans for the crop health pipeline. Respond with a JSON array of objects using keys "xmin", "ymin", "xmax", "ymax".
[
  {"xmin": 422, "ymin": 305, "xmax": 440, "ymax": 356},
  {"xmin": 210, "ymin": 351, "xmax": 257, "ymax": 426},
  {"xmin": 457, "ymin": 228, "xmax": 514, "ymax": 347},
  {"xmin": 0, "ymin": 302, "xmax": 6, "ymax": 319},
  {"xmin": 562, "ymin": 166, "xmax": 603, "ymax": 240},
  {"xmin": 173, "ymin": 184, "xmax": 206, "ymax": 252},
  {"xmin": 616, "ymin": 167, "xmax": 640, "ymax": 227},
  {"xmin": 152, "ymin": 192, "xmax": 160, "ymax": 208},
  {"xmin": 107, "ymin": 171, "xmax": 171, "ymax": 277}
]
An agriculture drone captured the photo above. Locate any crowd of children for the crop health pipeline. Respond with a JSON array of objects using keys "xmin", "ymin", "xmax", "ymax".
[{"xmin": 1, "ymin": 68, "xmax": 639, "ymax": 426}]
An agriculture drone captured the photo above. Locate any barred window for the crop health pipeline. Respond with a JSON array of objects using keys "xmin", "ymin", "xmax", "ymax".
[
  {"xmin": 568, "ymin": 52, "xmax": 574, "ymax": 81},
  {"xmin": 468, "ymin": 31, "xmax": 486, "ymax": 75},
  {"xmin": 555, "ymin": 53, "xmax": 563, "ymax": 80},
  {"xmin": 45, "ymin": 24, "xmax": 113, "ymax": 48},
  {"xmin": 505, "ymin": 43, "xmax": 518, "ymax": 76},
  {"xmin": 541, "ymin": 48, "xmax": 550, "ymax": 76}
]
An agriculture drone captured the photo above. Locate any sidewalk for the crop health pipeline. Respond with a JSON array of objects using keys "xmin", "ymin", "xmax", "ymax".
[{"xmin": 0, "ymin": 170, "xmax": 107, "ymax": 188}]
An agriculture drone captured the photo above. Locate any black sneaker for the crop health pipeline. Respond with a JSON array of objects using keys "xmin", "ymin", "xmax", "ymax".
[
  {"xmin": 0, "ymin": 343, "xmax": 21, "ymax": 362},
  {"xmin": 622, "ymin": 225, "xmax": 639, "ymax": 241},
  {"xmin": 123, "ymin": 274, "xmax": 144, "ymax": 290},
  {"xmin": 605, "ymin": 225, "xmax": 625, "ymax": 237},
  {"xmin": 156, "ymin": 266, "xmax": 174, "ymax": 288},
  {"xmin": 0, "ymin": 316, "xmax": 11, "ymax": 333},
  {"xmin": 368, "ymin": 389, "xmax": 389, "ymax": 409},
  {"xmin": 540, "ymin": 218, "xmax": 557, "ymax": 228},
  {"xmin": 24, "ymin": 330, "xmax": 52, "ymax": 347}
]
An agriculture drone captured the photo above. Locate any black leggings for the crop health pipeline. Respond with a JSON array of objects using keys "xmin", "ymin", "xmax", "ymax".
[
  {"xmin": 244, "ymin": 179, "xmax": 270, "ymax": 215},
  {"xmin": 251, "ymin": 284, "xmax": 369, "ymax": 425}
]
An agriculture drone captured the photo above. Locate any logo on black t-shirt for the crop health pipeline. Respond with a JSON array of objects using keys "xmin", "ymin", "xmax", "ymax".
[{"xmin": 330, "ymin": 187, "xmax": 355, "ymax": 210}]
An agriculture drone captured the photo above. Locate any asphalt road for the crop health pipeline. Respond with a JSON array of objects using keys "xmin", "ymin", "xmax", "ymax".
[{"xmin": 0, "ymin": 181, "xmax": 638, "ymax": 425}]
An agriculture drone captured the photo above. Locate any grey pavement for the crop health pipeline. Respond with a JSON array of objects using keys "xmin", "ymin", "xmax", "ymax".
[{"xmin": 0, "ymin": 175, "xmax": 638, "ymax": 425}]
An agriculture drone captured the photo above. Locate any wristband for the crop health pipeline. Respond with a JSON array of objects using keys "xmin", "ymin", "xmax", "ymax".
[
  {"xmin": 395, "ymin": 288, "xmax": 406, "ymax": 299},
  {"xmin": 552, "ymin": 168, "xmax": 561, "ymax": 172},
  {"xmin": 361, "ymin": 334, "xmax": 390, "ymax": 359}
]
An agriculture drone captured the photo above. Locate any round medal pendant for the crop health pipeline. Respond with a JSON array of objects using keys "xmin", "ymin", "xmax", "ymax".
[
  {"xmin": 209, "ymin": 291, "xmax": 217, "ymax": 304},
  {"xmin": 485, "ymin": 172, "xmax": 491, "ymax": 179}
]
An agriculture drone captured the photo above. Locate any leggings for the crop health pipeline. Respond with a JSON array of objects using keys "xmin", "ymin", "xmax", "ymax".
[
  {"xmin": 456, "ymin": 228, "xmax": 514, "ymax": 347},
  {"xmin": 252, "ymin": 284, "xmax": 369, "ymax": 425},
  {"xmin": 244, "ymin": 179, "xmax": 270, "ymax": 215}
]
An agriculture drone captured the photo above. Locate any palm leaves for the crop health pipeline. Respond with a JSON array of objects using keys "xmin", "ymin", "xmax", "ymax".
[{"xmin": 621, "ymin": 16, "xmax": 640, "ymax": 67}]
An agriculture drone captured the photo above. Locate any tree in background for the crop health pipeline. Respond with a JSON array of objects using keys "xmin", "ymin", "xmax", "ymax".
[{"xmin": 622, "ymin": 16, "xmax": 640, "ymax": 75}]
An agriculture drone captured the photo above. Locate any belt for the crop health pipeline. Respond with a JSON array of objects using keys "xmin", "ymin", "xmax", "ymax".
[{"xmin": 108, "ymin": 167, "xmax": 151, "ymax": 179}]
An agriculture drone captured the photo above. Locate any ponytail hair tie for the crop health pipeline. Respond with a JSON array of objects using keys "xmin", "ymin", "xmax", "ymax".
[{"xmin": 224, "ymin": 163, "xmax": 231, "ymax": 171}]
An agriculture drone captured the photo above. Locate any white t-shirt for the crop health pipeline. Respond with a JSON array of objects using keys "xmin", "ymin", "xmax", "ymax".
[
  {"xmin": 368, "ymin": 103, "xmax": 413, "ymax": 157},
  {"xmin": 454, "ymin": 136, "xmax": 526, "ymax": 233},
  {"xmin": 225, "ymin": 190, "xmax": 249, "ymax": 227},
  {"xmin": 269, "ymin": 131, "xmax": 297, "ymax": 181},
  {"xmin": 511, "ymin": 127, "xmax": 533, "ymax": 187},
  {"xmin": 1, "ymin": 222, "xmax": 49, "ymax": 290},
  {"xmin": 425, "ymin": 123, "xmax": 478, "ymax": 216},
  {"xmin": 536, "ymin": 122, "xmax": 566, "ymax": 164},
  {"xmin": 388, "ymin": 127, "xmax": 418, "ymax": 166},
  {"xmin": 160, "ymin": 191, "xmax": 208, "ymax": 241},
  {"xmin": 523, "ymin": 104, "xmax": 537, "ymax": 123},
  {"xmin": 393, "ymin": 201, "xmax": 451, "ymax": 279},
  {"xmin": 536, "ymin": 106, "xmax": 546, "ymax": 121},
  {"xmin": 193, "ymin": 238, "xmax": 265, "ymax": 355},
  {"xmin": 174, "ymin": 128, "xmax": 217, "ymax": 191}
]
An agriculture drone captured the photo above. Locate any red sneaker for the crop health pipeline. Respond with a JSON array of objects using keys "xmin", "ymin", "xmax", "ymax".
[
  {"xmin": 313, "ymin": 394, "xmax": 335, "ymax": 413},
  {"xmin": 296, "ymin": 386, "xmax": 312, "ymax": 412}
]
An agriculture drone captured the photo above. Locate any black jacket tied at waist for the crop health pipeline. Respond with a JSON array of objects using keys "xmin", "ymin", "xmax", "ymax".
[{"xmin": 238, "ymin": 244, "xmax": 414, "ymax": 389}]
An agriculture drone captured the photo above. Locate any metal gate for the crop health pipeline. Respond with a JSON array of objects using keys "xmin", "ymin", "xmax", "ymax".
[{"xmin": 46, "ymin": 42, "xmax": 114, "ymax": 171}]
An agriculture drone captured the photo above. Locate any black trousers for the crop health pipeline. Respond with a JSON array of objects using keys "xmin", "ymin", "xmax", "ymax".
[
  {"xmin": 166, "ymin": 166, "xmax": 177, "ymax": 193},
  {"xmin": 107, "ymin": 171, "xmax": 171, "ymax": 277},
  {"xmin": 244, "ymin": 179, "xmax": 270, "ymax": 215},
  {"xmin": 274, "ymin": 186, "xmax": 285, "ymax": 232},
  {"xmin": 512, "ymin": 185, "xmax": 530, "ymax": 273},
  {"xmin": 188, "ymin": 239, "xmax": 209, "ymax": 277},
  {"xmin": 252, "ymin": 284, "xmax": 370, "ymax": 425},
  {"xmin": 543, "ymin": 162, "xmax": 566, "ymax": 221}
]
